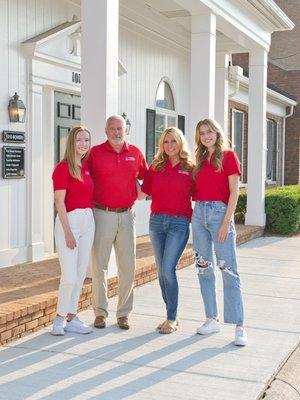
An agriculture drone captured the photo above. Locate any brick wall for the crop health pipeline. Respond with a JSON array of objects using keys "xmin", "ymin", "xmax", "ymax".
[{"xmin": 0, "ymin": 249, "xmax": 194, "ymax": 345}]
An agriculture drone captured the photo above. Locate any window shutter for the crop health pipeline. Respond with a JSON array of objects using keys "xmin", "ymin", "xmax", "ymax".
[
  {"xmin": 146, "ymin": 109, "xmax": 156, "ymax": 164},
  {"xmin": 178, "ymin": 115, "xmax": 185, "ymax": 135}
]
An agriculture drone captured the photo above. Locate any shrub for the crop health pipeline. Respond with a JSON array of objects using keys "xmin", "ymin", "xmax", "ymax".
[{"xmin": 235, "ymin": 185, "xmax": 300, "ymax": 234}]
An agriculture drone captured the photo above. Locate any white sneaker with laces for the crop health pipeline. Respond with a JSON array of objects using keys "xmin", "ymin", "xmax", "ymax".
[
  {"xmin": 235, "ymin": 327, "xmax": 248, "ymax": 346},
  {"xmin": 196, "ymin": 318, "xmax": 221, "ymax": 335},
  {"xmin": 51, "ymin": 316, "xmax": 65, "ymax": 336},
  {"xmin": 64, "ymin": 316, "xmax": 93, "ymax": 334}
]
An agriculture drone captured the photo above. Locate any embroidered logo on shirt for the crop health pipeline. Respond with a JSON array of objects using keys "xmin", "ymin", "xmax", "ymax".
[
  {"xmin": 178, "ymin": 170, "xmax": 189, "ymax": 176},
  {"xmin": 125, "ymin": 156, "xmax": 135, "ymax": 161}
]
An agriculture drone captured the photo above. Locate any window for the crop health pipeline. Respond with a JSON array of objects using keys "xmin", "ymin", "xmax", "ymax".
[
  {"xmin": 266, "ymin": 119, "xmax": 278, "ymax": 182},
  {"xmin": 146, "ymin": 79, "xmax": 185, "ymax": 164},
  {"xmin": 155, "ymin": 81, "xmax": 177, "ymax": 154},
  {"xmin": 231, "ymin": 109, "xmax": 245, "ymax": 182}
]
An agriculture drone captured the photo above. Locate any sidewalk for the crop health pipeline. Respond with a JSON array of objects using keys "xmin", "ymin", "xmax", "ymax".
[
  {"xmin": 0, "ymin": 235, "xmax": 299, "ymax": 399},
  {"xmin": 0, "ymin": 225, "xmax": 262, "ymax": 345}
]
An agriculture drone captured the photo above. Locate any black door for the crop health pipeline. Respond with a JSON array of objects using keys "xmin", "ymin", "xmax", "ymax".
[{"xmin": 54, "ymin": 92, "xmax": 81, "ymax": 164}]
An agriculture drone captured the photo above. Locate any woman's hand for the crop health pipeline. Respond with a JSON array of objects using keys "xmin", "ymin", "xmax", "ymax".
[
  {"xmin": 64, "ymin": 229, "xmax": 77, "ymax": 249},
  {"xmin": 218, "ymin": 221, "xmax": 230, "ymax": 242},
  {"xmin": 218, "ymin": 173, "xmax": 239, "ymax": 243}
]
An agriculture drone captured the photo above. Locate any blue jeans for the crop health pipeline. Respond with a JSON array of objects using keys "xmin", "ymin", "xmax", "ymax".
[
  {"xmin": 192, "ymin": 201, "xmax": 244, "ymax": 324},
  {"xmin": 149, "ymin": 214, "xmax": 190, "ymax": 321}
]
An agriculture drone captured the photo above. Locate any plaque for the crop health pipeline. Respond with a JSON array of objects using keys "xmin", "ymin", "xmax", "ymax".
[
  {"xmin": 2, "ymin": 146, "xmax": 25, "ymax": 178},
  {"xmin": 2, "ymin": 131, "xmax": 25, "ymax": 143}
]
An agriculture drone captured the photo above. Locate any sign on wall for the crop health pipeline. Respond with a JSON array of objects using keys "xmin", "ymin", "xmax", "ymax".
[
  {"xmin": 2, "ymin": 130, "xmax": 25, "ymax": 143},
  {"xmin": 2, "ymin": 146, "xmax": 25, "ymax": 178}
]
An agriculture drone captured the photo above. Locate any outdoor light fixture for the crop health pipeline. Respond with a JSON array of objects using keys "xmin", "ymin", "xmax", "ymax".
[
  {"xmin": 122, "ymin": 112, "xmax": 131, "ymax": 134},
  {"xmin": 8, "ymin": 92, "xmax": 26, "ymax": 123}
]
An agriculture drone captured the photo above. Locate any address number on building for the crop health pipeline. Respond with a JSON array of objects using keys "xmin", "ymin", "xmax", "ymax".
[
  {"xmin": 72, "ymin": 72, "xmax": 81, "ymax": 84},
  {"xmin": 2, "ymin": 146, "xmax": 25, "ymax": 179}
]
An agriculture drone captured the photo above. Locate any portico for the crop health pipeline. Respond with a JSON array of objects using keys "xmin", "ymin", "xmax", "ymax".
[
  {"xmin": 80, "ymin": 0, "xmax": 294, "ymax": 227},
  {"xmin": 0, "ymin": 0, "xmax": 295, "ymax": 268}
]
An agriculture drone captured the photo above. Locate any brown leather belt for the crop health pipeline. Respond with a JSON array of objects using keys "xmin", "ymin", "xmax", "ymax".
[{"xmin": 95, "ymin": 204, "xmax": 131, "ymax": 213}]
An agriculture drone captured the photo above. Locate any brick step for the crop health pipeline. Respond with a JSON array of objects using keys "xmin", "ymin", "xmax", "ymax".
[{"xmin": 0, "ymin": 226, "xmax": 263, "ymax": 345}]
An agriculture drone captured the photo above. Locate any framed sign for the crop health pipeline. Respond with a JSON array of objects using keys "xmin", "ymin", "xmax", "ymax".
[
  {"xmin": 2, "ymin": 131, "xmax": 25, "ymax": 143},
  {"xmin": 2, "ymin": 146, "xmax": 25, "ymax": 178}
]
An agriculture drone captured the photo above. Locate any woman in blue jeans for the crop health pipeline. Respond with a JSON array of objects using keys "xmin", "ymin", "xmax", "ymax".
[
  {"xmin": 192, "ymin": 118, "xmax": 247, "ymax": 346},
  {"xmin": 141, "ymin": 127, "xmax": 194, "ymax": 334}
]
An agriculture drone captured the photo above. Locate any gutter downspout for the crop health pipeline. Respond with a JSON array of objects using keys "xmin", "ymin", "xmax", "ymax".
[{"xmin": 282, "ymin": 105, "xmax": 294, "ymax": 185}]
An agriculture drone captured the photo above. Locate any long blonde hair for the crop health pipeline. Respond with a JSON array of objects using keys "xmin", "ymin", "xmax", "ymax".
[
  {"xmin": 63, "ymin": 125, "xmax": 91, "ymax": 181},
  {"xmin": 193, "ymin": 118, "xmax": 229, "ymax": 177},
  {"xmin": 152, "ymin": 127, "xmax": 194, "ymax": 171}
]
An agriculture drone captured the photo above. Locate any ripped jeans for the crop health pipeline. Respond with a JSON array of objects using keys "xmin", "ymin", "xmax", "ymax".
[{"xmin": 192, "ymin": 201, "xmax": 244, "ymax": 324}]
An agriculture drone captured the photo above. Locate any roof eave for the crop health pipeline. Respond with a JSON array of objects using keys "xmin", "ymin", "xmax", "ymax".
[{"xmin": 247, "ymin": 0, "xmax": 295, "ymax": 31}]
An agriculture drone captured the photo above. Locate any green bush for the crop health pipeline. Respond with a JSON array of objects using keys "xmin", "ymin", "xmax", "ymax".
[{"xmin": 235, "ymin": 185, "xmax": 300, "ymax": 234}]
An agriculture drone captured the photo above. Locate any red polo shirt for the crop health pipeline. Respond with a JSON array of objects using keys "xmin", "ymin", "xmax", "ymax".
[
  {"xmin": 52, "ymin": 160, "xmax": 94, "ymax": 212},
  {"xmin": 193, "ymin": 150, "xmax": 241, "ymax": 204},
  {"xmin": 142, "ymin": 161, "xmax": 194, "ymax": 220},
  {"xmin": 88, "ymin": 141, "xmax": 148, "ymax": 208}
]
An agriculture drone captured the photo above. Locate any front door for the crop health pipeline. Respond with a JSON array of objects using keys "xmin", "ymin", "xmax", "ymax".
[
  {"xmin": 53, "ymin": 92, "xmax": 81, "ymax": 249},
  {"xmin": 54, "ymin": 91, "xmax": 81, "ymax": 163}
]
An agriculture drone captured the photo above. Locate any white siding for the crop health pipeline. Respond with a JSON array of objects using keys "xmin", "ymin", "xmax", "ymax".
[
  {"xmin": 118, "ymin": 25, "xmax": 190, "ymax": 234},
  {"xmin": 0, "ymin": 0, "xmax": 80, "ymax": 267}
]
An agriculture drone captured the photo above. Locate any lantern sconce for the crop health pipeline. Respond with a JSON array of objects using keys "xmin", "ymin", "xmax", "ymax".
[
  {"xmin": 8, "ymin": 92, "xmax": 26, "ymax": 123},
  {"xmin": 122, "ymin": 112, "xmax": 131, "ymax": 135}
]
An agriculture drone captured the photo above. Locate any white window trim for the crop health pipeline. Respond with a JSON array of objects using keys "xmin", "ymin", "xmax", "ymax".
[
  {"xmin": 266, "ymin": 119, "xmax": 278, "ymax": 184},
  {"xmin": 231, "ymin": 109, "xmax": 245, "ymax": 184}
]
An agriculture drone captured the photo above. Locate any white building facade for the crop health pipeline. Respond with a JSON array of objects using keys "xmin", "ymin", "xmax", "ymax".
[{"xmin": 0, "ymin": 0, "xmax": 295, "ymax": 268}]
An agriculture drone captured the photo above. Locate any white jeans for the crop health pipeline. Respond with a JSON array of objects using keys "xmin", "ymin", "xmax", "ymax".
[{"xmin": 55, "ymin": 208, "xmax": 95, "ymax": 316}]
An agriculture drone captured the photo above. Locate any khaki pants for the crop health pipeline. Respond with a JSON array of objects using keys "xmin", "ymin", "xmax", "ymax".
[{"xmin": 92, "ymin": 208, "xmax": 136, "ymax": 318}]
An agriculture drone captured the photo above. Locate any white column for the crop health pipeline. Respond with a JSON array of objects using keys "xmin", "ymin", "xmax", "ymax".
[
  {"xmin": 215, "ymin": 52, "xmax": 229, "ymax": 135},
  {"xmin": 81, "ymin": 0, "xmax": 119, "ymax": 145},
  {"xmin": 190, "ymin": 12, "xmax": 216, "ymax": 135},
  {"xmin": 27, "ymin": 83, "xmax": 45, "ymax": 261},
  {"xmin": 245, "ymin": 48, "xmax": 268, "ymax": 226}
]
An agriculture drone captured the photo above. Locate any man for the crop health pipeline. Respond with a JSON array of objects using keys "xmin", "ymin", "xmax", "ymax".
[{"xmin": 89, "ymin": 115, "xmax": 148, "ymax": 329}]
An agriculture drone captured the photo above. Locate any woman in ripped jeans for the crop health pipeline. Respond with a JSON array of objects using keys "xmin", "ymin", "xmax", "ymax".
[{"xmin": 192, "ymin": 118, "xmax": 247, "ymax": 346}]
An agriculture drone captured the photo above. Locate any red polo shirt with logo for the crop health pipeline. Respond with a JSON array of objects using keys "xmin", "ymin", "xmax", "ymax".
[
  {"xmin": 88, "ymin": 140, "xmax": 148, "ymax": 208},
  {"xmin": 141, "ymin": 160, "xmax": 194, "ymax": 220},
  {"xmin": 193, "ymin": 150, "xmax": 241, "ymax": 205},
  {"xmin": 52, "ymin": 160, "xmax": 94, "ymax": 212}
]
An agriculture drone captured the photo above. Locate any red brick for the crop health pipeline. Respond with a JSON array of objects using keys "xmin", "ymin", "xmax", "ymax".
[
  {"xmin": 5, "ymin": 321, "xmax": 18, "ymax": 331},
  {"xmin": 11, "ymin": 324, "xmax": 26, "ymax": 337},
  {"xmin": 45, "ymin": 306, "xmax": 57, "ymax": 315},
  {"xmin": 18, "ymin": 315, "xmax": 31, "ymax": 325},
  {"xmin": 25, "ymin": 320, "xmax": 38, "ymax": 330},
  {"xmin": 1, "ymin": 330, "xmax": 12, "ymax": 341},
  {"xmin": 38, "ymin": 315, "xmax": 50, "ymax": 325}
]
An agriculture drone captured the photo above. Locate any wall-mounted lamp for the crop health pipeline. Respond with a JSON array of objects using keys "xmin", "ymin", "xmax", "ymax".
[
  {"xmin": 122, "ymin": 112, "xmax": 131, "ymax": 135},
  {"xmin": 8, "ymin": 92, "xmax": 26, "ymax": 123}
]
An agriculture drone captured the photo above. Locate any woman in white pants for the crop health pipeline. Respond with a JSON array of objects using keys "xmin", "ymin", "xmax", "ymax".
[{"xmin": 51, "ymin": 126, "xmax": 95, "ymax": 335}]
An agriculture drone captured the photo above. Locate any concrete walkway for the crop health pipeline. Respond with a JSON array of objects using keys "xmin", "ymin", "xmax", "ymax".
[{"xmin": 0, "ymin": 235, "xmax": 299, "ymax": 400}]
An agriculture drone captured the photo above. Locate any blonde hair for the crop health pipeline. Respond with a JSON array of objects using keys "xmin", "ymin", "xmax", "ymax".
[
  {"xmin": 152, "ymin": 127, "xmax": 194, "ymax": 172},
  {"xmin": 194, "ymin": 118, "xmax": 229, "ymax": 177},
  {"xmin": 63, "ymin": 125, "xmax": 91, "ymax": 181}
]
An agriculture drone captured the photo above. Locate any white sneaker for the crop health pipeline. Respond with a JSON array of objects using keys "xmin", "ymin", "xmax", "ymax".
[
  {"xmin": 196, "ymin": 318, "xmax": 221, "ymax": 335},
  {"xmin": 235, "ymin": 327, "xmax": 248, "ymax": 346},
  {"xmin": 51, "ymin": 316, "xmax": 65, "ymax": 336},
  {"xmin": 64, "ymin": 316, "xmax": 93, "ymax": 334}
]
